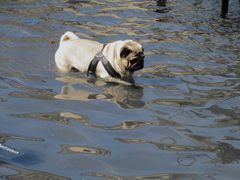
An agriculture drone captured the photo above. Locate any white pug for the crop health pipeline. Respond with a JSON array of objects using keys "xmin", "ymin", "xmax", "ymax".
[{"xmin": 55, "ymin": 31, "xmax": 144, "ymax": 78}]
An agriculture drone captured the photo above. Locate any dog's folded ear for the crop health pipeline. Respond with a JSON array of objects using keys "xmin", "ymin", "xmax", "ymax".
[{"xmin": 120, "ymin": 47, "xmax": 132, "ymax": 58}]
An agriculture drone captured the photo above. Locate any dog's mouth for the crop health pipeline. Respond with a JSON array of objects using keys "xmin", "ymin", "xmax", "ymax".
[
  {"xmin": 128, "ymin": 52, "xmax": 145, "ymax": 72},
  {"xmin": 128, "ymin": 59, "xmax": 144, "ymax": 72}
]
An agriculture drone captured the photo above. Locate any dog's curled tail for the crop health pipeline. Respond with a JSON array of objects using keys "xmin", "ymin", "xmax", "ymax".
[{"xmin": 60, "ymin": 31, "xmax": 79, "ymax": 44}]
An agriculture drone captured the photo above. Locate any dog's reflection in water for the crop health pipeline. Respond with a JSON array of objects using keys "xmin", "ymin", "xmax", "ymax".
[{"xmin": 55, "ymin": 76, "xmax": 145, "ymax": 109}]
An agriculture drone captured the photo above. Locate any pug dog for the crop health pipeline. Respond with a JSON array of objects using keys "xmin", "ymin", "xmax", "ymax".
[{"xmin": 55, "ymin": 31, "xmax": 144, "ymax": 78}]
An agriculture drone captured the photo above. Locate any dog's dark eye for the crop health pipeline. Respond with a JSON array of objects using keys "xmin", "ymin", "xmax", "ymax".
[{"xmin": 120, "ymin": 47, "xmax": 132, "ymax": 58}]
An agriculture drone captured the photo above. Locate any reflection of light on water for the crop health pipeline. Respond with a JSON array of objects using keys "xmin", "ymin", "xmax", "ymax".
[
  {"xmin": 60, "ymin": 145, "xmax": 111, "ymax": 156},
  {"xmin": 91, "ymin": 120, "xmax": 155, "ymax": 130},
  {"xmin": 11, "ymin": 111, "xmax": 89, "ymax": 125},
  {"xmin": 0, "ymin": 143, "xmax": 19, "ymax": 154}
]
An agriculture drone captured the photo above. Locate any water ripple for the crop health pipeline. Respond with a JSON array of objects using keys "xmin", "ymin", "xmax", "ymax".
[
  {"xmin": 59, "ymin": 145, "xmax": 111, "ymax": 156},
  {"xmin": 82, "ymin": 172, "xmax": 198, "ymax": 179},
  {"xmin": 0, "ymin": 76, "xmax": 56, "ymax": 100},
  {"xmin": 116, "ymin": 137, "xmax": 240, "ymax": 164},
  {"xmin": 0, "ymin": 161, "xmax": 69, "ymax": 180},
  {"xmin": 0, "ymin": 133, "xmax": 44, "ymax": 144},
  {"xmin": 11, "ymin": 112, "xmax": 89, "ymax": 125},
  {"xmin": 91, "ymin": 120, "xmax": 155, "ymax": 130}
]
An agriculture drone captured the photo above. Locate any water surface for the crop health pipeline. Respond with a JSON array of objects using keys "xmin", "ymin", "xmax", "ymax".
[{"xmin": 0, "ymin": 0, "xmax": 240, "ymax": 179}]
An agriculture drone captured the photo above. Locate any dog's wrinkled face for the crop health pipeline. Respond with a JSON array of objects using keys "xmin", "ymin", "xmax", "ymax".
[{"xmin": 119, "ymin": 41, "xmax": 145, "ymax": 73}]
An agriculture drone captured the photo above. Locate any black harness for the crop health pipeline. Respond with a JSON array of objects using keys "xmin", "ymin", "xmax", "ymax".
[{"xmin": 87, "ymin": 44, "xmax": 121, "ymax": 78}]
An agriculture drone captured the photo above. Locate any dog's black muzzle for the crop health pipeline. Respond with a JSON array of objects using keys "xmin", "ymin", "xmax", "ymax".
[{"xmin": 128, "ymin": 53, "xmax": 145, "ymax": 72}]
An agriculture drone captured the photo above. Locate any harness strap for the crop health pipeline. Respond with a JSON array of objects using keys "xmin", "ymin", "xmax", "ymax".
[
  {"xmin": 87, "ymin": 44, "xmax": 121, "ymax": 78},
  {"xmin": 101, "ymin": 56, "xmax": 121, "ymax": 78},
  {"xmin": 87, "ymin": 54, "xmax": 100, "ymax": 77}
]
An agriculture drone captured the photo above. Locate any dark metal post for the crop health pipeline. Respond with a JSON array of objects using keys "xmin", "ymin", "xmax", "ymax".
[{"xmin": 221, "ymin": 0, "xmax": 229, "ymax": 18}]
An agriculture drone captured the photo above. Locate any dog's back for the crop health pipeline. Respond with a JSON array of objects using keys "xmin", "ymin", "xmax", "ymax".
[{"xmin": 55, "ymin": 32, "xmax": 103, "ymax": 72}]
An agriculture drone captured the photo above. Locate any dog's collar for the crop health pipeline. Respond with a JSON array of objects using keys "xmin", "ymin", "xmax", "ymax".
[{"xmin": 87, "ymin": 44, "xmax": 121, "ymax": 78}]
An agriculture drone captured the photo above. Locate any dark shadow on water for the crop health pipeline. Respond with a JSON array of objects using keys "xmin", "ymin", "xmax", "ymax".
[
  {"xmin": 185, "ymin": 134, "xmax": 240, "ymax": 164},
  {"xmin": 155, "ymin": 0, "xmax": 171, "ymax": 13},
  {"xmin": 193, "ymin": 0, "xmax": 203, "ymax": 7},
  {"xmin": 211, "ymin": 141, "xmax": 240, "ymax": 164},
  {"xmin": 55, "ymin": 75, "xmax": 146, "ymax": 109},
  {"xmin": 157, "ymin": 0, "xmax": 166, "ymax": 7},
  {"xmin": 66, "ymin": 0, "xmax": 87, "ymax": 5},
  {"xmin": 106, "ymin": 84, "xmax": 145, "ymax": 109},
  {"xmin": 10, "ymin": 150, "xmax": 43, "ymax": 166}
]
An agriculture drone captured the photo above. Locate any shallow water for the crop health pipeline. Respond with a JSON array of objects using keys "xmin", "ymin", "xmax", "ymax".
[{"xmin": 0, "ymin": 0, "xmax": 240, "ymax": 179}]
